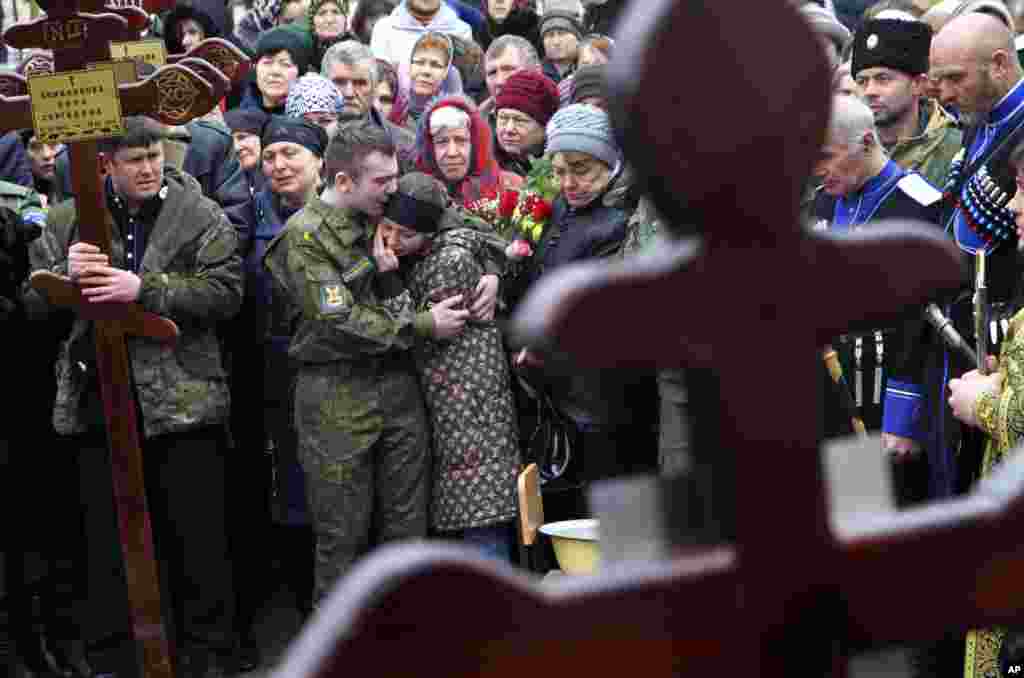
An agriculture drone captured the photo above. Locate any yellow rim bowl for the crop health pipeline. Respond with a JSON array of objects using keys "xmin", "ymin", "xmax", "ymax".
[{"xmin": 539, "ymin": 519, "xmax": 600, "ymax": 574}]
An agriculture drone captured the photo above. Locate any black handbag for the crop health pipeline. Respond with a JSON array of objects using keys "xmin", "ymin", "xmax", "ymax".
[{"xmin": 519, "ymin": 375, "xmax": 576, "ymax": 484}]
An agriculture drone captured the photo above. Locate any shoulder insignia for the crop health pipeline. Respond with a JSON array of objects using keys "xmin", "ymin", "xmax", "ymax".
[
  {"xmin": 319, "ymin": 282, "xmax": 347, "ymax": 313},
  {"xmin": 897, "ymin": 173, "xmax": 943, "ymax": 206}
]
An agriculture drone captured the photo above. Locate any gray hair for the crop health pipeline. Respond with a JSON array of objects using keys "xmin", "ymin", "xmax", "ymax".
[
  {"xmin": 829, "ymin": 94, "xmax": 880, "ymax": 147},
  {"xmin": 484, "ymin": 34, "xmax": 540, "ymax": 68},
  {"xmin": 321, "ymin": 40, "xmax": 379, "ymax": 89}
]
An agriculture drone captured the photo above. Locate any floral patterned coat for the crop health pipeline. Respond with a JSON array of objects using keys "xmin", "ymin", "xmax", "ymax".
[{"xmin": 404, "ymin": 222, "xmax": 519, "ymax": 532}]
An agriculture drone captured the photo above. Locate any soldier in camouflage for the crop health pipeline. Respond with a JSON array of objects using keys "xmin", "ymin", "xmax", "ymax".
[
  {"xmin": 23, "ymin": 117, "xmax": 242, "ymax": 677},
  {"xmin": 264, "ymin": 121, "xmax": 469, "ymax": 605}
]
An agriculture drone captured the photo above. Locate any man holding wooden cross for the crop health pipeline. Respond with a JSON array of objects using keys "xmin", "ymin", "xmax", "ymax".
[{"xmin": 24, "ymin": 116, "xmax": 243, "ymax": 678}]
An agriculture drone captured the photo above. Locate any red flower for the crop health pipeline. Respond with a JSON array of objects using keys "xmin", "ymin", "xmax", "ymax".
[
  {"xmin": 499, "ymin": 189, "xmax": 520, "ymax": 218},
  {"xmin": 506, "ymin": 238, "xmax": 533, "ymax": 260},
  {"xmin": 531, "ymin": 198, "xmax": 553, "ymax": 222},
  {"xmin": 480, "ymin": 185, "xmax": 499, "ymax": 201}
]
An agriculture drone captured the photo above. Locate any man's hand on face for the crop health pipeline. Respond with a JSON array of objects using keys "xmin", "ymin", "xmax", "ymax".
[
  {"xmin": 470, "ymin": 273, "xmax": 499, "ymax": 321},
  {"xmin": 430, "ymin": 294, "xmax": 470, "ymax": 340},
  {"xmin": 372, "ymin": 225, "xmax": 399, "ymax": 272},
  {"xmin": 78, "ymin": 265, "xmax": 141, "ymax": 304}
]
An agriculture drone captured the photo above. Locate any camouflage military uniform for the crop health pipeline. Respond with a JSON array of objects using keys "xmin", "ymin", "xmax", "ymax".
[
  {"xmin": 888, "ymin": 99, "xmax": 963, "ymax": 190},
  {"xmin": 264, "ymin": 195, "xmax": 433, "ymax": 603}
]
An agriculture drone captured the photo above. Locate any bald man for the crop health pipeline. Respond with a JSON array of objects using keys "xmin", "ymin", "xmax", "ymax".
[
  {"xmin": 932, "ymin": 12, "xmax": 1024, "ymax": 678},
  {"xmin": 926, "ymin": 11, "xmax": 1024, "ymax": 478}
]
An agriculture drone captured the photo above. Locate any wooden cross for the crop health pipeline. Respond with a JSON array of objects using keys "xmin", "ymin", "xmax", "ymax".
[
  {"xmin": 0, "ymin": 38, "xmax": 250, "ymax": 98},
  {"xmin": 2, "ymin": 4, "xmax": 219, "ymax": 677},
  {"xmin": 268, "ymin": 2, "xmax": 1024, "ymax": 677}
]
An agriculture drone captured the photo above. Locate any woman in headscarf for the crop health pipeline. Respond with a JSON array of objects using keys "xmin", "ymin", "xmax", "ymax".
[
  {"xmin": 374, "ymin": 57, "xmax": 402, "ymax": 120},
  {"xmin": 225, "ymin": 118, "xmax": 329, "ymax": 642},
  {"xmin": 389, "ymin": 31, "xmax": 464, "ymax": 132},
  {"xmin": 414, "ymin": 93, "xmax": 520, "ymax": 207},
  {"xmin": 307, "ymin": 0, "xmax": 359, "ymax": 70},
  {"xmin": 377, "ymin": 171, "xmax": 519, "ymax": 560},
  {"xmin": 285, "ymin": 72, "xmax": 346, "ymax": 137},
  {"xmin": 222, "ymin": 108, "xmax": 269, "ymax": 201}
]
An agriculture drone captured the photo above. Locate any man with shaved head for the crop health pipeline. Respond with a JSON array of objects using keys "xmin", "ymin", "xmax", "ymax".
[
  {"xmin": 930, "ymin": 10, "xmax": 1024, "ymax": 414},
  {"xmin": 931, "ymin": 12, "xmax": 1024, "ymax": 678}
]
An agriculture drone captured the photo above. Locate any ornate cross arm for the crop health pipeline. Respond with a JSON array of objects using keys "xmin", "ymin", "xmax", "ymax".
[
  {"xmin": 0, "ymin": 63, "xmax": 219, "ymax": 137},
  {"xmin": 837, "ymin": 451, "xmax": 1024, "ymax": 649},
  {"xmin": 274, "ymin": 542, "xmax": 741, "ymax": 678},
  {"xmin": 34, "ymin": 0, "xmax": 176, "ymax": 15},
  {"xmin": 176, "ymin": 57, "xmax": 230, "ymax": 104},
  {"xmin": 168, "ymin": 39, "xmax": 251, "ymax": 86}
]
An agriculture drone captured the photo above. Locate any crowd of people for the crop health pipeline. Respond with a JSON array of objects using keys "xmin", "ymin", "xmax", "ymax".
[{"xmin": 4, "ymin": 0, "xmax": 1024, "ymax": 676}]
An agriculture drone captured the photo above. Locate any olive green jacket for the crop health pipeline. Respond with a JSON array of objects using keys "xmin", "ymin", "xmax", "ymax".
[
  {"xmin": 25, "ymin": 169, "xmax": 242, "ymax": 438},
  {"xmin": 263, "ymin": 194, "xmax": 434, "ymax": 366},
  {"xmin": 888, "ymin": 99, "xmax": 963, "ymax": 190}
]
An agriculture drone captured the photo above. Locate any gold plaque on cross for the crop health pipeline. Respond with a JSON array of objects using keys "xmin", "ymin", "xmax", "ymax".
[
  {"xmin": 110, "ymin": 38, "xmax": 167, "ymax": 67},
  {"xmin": 88, "ymin": 59, "xmax": 139, "ymax": 85},
  {"xmin": 28, "ymin": 67, "xmax": 124, "ymax": 144}
]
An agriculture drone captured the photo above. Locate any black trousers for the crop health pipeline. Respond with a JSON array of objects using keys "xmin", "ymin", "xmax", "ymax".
[{"xmin": 74, "ymin": 425, "xmax": 234, "ymax": 674}]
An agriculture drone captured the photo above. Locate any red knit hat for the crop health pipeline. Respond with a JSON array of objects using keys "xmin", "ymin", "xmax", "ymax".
[{"xmin": 494, "ymin": 70, "xmax": 560, "ymax": 127}]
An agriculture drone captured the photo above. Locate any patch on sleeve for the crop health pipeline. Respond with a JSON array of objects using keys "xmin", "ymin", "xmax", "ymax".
[
  {"xmin": 342, "ymin": 257, "xmax": 374, "ymax": 284},
  {"xmin": 898, "ymin": 173, "xmax": 943, "ymax": 207},
  {"xmin": 319, "ymin": 282, "xmax": 348, "ymax": 313}
]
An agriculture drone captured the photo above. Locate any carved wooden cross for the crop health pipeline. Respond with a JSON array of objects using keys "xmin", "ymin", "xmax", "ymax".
[
  {"xmin": 2, "ymin": 2, "xmax": 223, "ymax": 677},
  {"xmin": 267, "ymin": 2, "xmax": 1024, "ymax": 677}
]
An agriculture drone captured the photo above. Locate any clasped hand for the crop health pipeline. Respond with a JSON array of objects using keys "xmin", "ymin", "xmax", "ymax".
[
  {"xmin": 948, "ymin": 362, "xmax": 1002, "ymax": 429},
  {"xmin": 69, "ymin": 242, "xmax": 141, "ymax": 303}
]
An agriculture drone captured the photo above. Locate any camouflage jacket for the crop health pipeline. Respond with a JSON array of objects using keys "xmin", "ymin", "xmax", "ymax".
[
  {"xmin": 25, "ymin": 169, "xmax": 242, "ymax": 438},
  {"xmin": 263, "ymin": 194, "xmax": 434, "ymax": 367},
  {"xmin": 888, "ymin": 99, "xmax": 963, "ymax": 191},
  {"xmin": 0, "ymin": 180, "xmax": 45, "ymax": 223}
]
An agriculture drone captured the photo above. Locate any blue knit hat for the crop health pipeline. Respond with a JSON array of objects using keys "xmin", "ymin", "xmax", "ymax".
[{"xmin": 545, "ymin": 103, "xmax": 619, "ymax": 168}]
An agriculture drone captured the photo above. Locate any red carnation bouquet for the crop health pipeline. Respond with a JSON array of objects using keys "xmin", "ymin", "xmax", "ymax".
[{"xmin": 465, "ymin": 158, "xmax": 558, "ymax": 262}]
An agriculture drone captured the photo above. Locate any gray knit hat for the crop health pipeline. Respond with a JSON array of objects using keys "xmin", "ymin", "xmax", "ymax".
[
  {"xmin": 540, "ymin": 10, "xmax": 583, "ymax": 40},
  {"xmin": 545, "ymin": 103, "xmax": 620, "ymax": 169}
]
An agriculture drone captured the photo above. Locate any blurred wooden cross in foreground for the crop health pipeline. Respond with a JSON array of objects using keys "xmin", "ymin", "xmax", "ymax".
[{"xmin": 270, "ymin": 2, "xmax": 1024, "ymax": 677}]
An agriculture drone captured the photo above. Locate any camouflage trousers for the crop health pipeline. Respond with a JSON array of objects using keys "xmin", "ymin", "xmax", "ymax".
[{"xmin": 294, "ymin": 359, "xmax": 431, "ymax": 604}]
